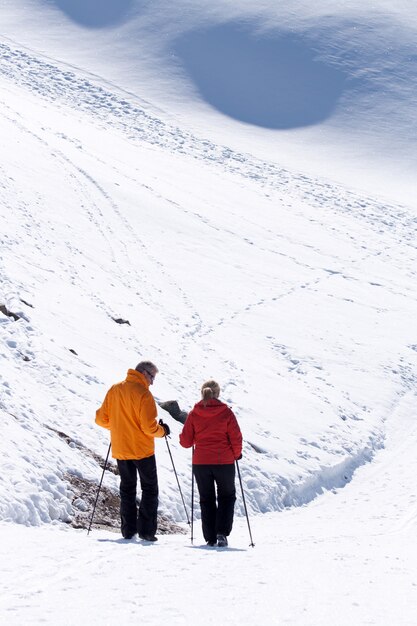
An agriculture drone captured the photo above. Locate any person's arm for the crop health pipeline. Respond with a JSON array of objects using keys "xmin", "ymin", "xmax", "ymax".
[
  {"xmin": 179, "ymin": 411, "xmax": 195, "ymax": 448},
  {"xmin": 95, "ymin": 390, "xmax": 111, "ymax": 429},
  {"xmin": 140, "ymin": 391, "xmax": 165, "ymax": 438},
  {"xmin": 227, "ymin": 409, "xmax": 243, "ymax": 459}
]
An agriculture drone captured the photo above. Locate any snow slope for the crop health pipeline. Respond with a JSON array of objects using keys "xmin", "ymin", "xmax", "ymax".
[
  {"xmin": 1, "ymin": 0, "xmax": 417, "ymax": 624},
  {"xmin": 1, "ymin": 0, "xmax": 417, "ymax": 201}
]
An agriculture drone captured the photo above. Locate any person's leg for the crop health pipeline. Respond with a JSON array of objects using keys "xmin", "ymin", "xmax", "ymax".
[
  {"xmin": 193, "ymin": 465, "xmax": 217, "ymax": 544},
  {"xmin": 117, "ymin": 460, "xmax": 138, "ymax": 538},
  {"xmin": 214, "ymin": 464, "xmax": 236, "ymax": 537},
  {"xmin": 135, "ymin": 455, "xmax": 159, "ymax": 539}
]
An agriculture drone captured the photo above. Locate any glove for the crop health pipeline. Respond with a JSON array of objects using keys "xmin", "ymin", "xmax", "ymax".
[{"xmin": 159, "ymin": 419, "xmax": 170, "ymax": 436}]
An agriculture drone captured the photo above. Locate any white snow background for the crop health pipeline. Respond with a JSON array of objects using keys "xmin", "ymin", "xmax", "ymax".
[{"xmin": 1, "ymin": 0, "xmax": 417, "ymax": 624}]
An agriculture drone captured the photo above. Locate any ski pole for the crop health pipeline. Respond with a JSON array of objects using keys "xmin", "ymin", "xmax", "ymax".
[
  {"xmin": 236, "ymin": 459, "xmax": 255, "ymax": 547},
  {"xmin": 162, "ymin": 429, "xmax": 190, "ymax": 525},
  {"xmin": 191, "ymin": 450, "xmax": 195, "ymax": 544},
  {"xmin": 87, "ymin": 442, "xmax": 111, "ymax": 535}
]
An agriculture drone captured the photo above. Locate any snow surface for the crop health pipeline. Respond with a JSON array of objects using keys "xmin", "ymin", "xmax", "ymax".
[{"xmin": 1, "ymin": 0, "xmax": 417, "ymax": 624}]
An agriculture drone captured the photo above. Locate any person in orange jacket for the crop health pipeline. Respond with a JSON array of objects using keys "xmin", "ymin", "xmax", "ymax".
[
  {"xmin": 179, "ymin": 379, "xmax": 242, "ymax": 547},
  {"xmin": 95, "ymin": 361, "xmax": 170, "ymax": 541}
]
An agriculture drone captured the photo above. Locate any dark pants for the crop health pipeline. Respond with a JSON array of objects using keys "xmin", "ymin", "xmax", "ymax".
[
  {"xmin": 117, "ymin": 455, "xmax": 159, "ymax": 538},
  {"xmin": 193, "ymin": 464, "xmax": 236, "ymax": 543}
]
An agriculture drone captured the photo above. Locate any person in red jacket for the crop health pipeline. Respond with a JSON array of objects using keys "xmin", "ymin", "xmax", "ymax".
[{"xmin": 179, "ymin": 379, "xmax": 242, "ymax": 547}]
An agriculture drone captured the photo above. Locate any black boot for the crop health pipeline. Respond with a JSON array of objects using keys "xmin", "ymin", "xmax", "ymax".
[{"xmin": 217, "ymin": 534, "xmax": 228, "ymax": 547}]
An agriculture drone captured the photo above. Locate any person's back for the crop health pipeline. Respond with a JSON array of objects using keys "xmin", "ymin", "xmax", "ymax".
[
  {"xmin": 96, "ymin": 368, "xmax": 163, "ymax": 460},
  {"xmin": 180, "ymin": 397, "xmax": 241, "ymax": 464},
  {"xmin": 95, "ymin": 361, "xmax": 170, "ymax": 541},
  {"xmin": 179, "ymin": 379, "xmax": 242, "ymax": 547}
]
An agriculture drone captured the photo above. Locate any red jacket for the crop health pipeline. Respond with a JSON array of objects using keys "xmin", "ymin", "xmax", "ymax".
[{"xmin": 179, "ymin": 399, "xmax": 242, "ymax": 464}]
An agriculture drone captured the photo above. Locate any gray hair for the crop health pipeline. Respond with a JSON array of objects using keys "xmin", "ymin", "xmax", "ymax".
[{"xmin": 135, "ymin": 361, "xmax": 159, "ymax": 374}]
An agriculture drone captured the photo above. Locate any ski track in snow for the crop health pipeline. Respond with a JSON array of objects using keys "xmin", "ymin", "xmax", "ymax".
[
  {"xmin": 0, "ymin": 39, "xmax": 416, "ymax": 243},
  {"xmin": 0, "ymin": 100, "xmax": 204, "ymax": 358},
  {"xmin": 0, "ymin": 103, "xmax": 190, "ymax": 317},
  {"xmin": 1, "ymin": 35, "xmax": 417, "ymax": 526}
]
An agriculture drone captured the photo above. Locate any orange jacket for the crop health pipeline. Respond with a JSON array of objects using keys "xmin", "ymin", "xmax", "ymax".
[{"xmin": 95, "ymin": 369, "xmax": 165, "ymax": 460}]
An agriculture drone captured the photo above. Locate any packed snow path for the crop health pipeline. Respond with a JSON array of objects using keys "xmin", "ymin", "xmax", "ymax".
[{"xmin": 1, "ymin": 392, "xmax": 416, "ymax": 625}]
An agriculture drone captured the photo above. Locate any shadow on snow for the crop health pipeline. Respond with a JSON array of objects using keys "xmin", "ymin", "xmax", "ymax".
[
  {"xmin": 48, "ymin": 0, "xmax": 135, "ymax": 29},
  {"xmin": 173, "ymin": 23, "xmax": 350, "ymax": 129}
]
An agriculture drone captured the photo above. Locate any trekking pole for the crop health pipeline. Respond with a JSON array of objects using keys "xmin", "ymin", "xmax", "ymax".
[
  {"xmin": 190, "ymin": 450, "xmax": 195, "ymax": 544},
  {"xmin": 162, "ymin": 429, "xmax": 190, "ymax": 525},
  {"xmin": 87, "ymin": 442, "xmax": 111, "ymax": 535},
  {"xmin": 236, "ymin": 459, "xmax": 255, "ymax": 547}
]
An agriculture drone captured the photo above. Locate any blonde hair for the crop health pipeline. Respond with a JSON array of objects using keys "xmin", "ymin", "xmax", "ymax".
[{"xmin": 201, "ymin": 380, "xmax": 220, "ymax": 402}]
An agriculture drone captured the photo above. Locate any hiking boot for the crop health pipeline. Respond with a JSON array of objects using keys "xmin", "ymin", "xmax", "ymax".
[
  {"xmin": 139, "ymin": 534, "xmax": 158, "ymax": 542},
  {"xmin": 216, "ymin": 534, "xmax": 228, "ymax": 547},
  {"xmin": 206, "ymin": 540, "xmax": 217, "ymax": 547},
  {"xmin": 122, "ymin": 531, "xmax": 137, "ymax": 539}
]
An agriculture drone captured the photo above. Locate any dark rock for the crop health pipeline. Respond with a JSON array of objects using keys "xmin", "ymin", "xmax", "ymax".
[
  {"xmin": 0, "ymin": 304, "xmax": 20, "ymax": 321},
  {"xmin": 158, "ymin": 400, "xmax": 188, "ymax": 424},
  {"xmin": 112, "ymin": 317, "xmax": 131, "ymax": 325},
  {"xmin": 65, "ymin": 472, "xmax": 186, "ymax": 535},
  {"xmin": 20, "ymin": 298, "xmax": 34, "ymax": 308},
  {"xmin": 45, "ymin": 424, "xmax": 119, "ymax": 474}
]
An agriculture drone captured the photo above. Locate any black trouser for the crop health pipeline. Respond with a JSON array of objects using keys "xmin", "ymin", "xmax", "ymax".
[
  {"xmin": 117, "ymin": 455, "xmax": 159, "ymax": 538},
  {"xmin": 193, "ymin": 464, "xmax": 236, "ymax": 543}
]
